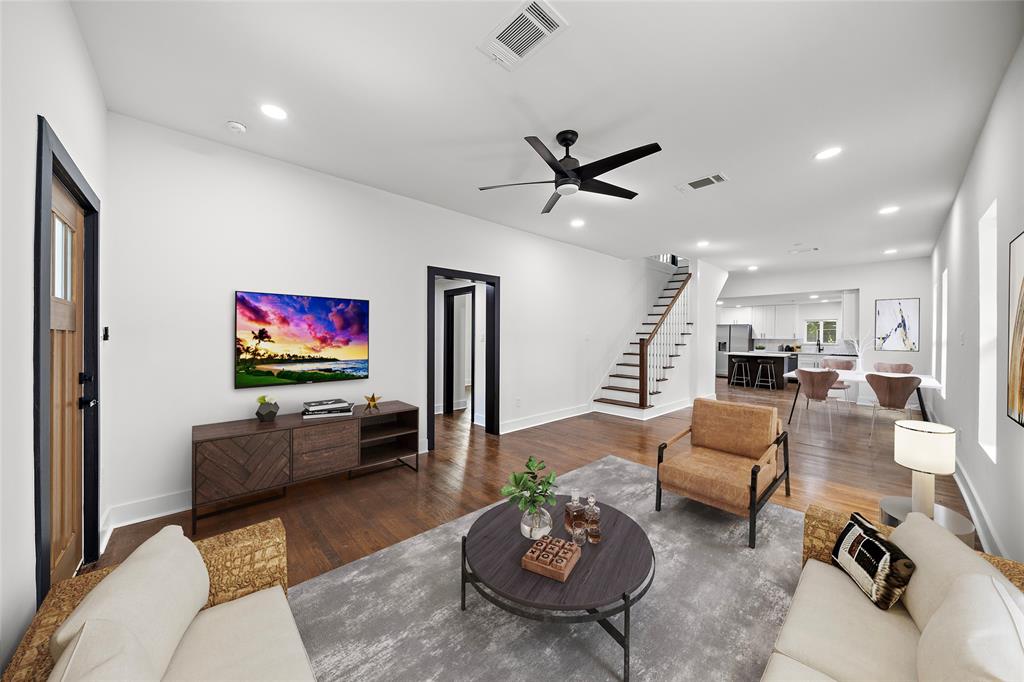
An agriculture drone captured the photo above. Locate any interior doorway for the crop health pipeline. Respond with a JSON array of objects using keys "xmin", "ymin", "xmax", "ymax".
[
  {"xmin": 426, "ymin": 267, "xmax": 499, "ymax": 450},
  {"xmin": 443, "ymin": 285, "xmax": 475, "ymax": 418},
  {"xmin": 34, "ymin": 117, "xmax": 101, "ymax": 604}
]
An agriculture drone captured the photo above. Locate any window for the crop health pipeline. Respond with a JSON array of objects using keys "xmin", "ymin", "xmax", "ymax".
[
  {"xmin": 52, "ymin": 215, "xmax": 72, "ymax": 301},
  {"xmin": 805, "ymin": 319, "xmax": 837, "ymax": 344},
  {"xmin": 978, "ymin": 200, "xmax": 997, "ymax": 462}
]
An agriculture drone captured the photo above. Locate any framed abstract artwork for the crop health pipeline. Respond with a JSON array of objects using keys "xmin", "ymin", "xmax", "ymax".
[
  {"xmin": 1008, "ymin": 229, "xmax": 1024, "ymax": 426},
  {"xmin": 874, "ymin": 298, "xmax": 920, "ymax": 351}
]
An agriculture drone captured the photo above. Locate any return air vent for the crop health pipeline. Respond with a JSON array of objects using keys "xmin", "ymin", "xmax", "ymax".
[
  {"xmin": 675, "ymin": 173, "xmax": 729, "ymax": 193},
  {"xmin": 478, "ymin": 1, "xmax": 568, "ymax": 71}
]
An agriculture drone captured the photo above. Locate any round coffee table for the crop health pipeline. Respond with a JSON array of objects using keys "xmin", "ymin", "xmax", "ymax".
[{"xmin": 461, "ymin": 495, "xmax": 655, "ymax": 681}]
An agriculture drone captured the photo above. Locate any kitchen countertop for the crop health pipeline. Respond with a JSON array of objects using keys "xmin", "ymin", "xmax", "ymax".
[{"xmin": 726, "ymin": 351, "xmax": 796, "ymax": 357}]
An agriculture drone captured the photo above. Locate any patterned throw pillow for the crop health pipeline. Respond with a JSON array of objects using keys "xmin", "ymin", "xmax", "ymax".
[{"xmin": 831, "ymin": 513, "xmax": 916, "ymax": 610}]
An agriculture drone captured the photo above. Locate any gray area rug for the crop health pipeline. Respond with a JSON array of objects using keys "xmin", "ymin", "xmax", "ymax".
[{"xmin": 290, "ymin": 455, "xmax": 803, "ymax": 681}]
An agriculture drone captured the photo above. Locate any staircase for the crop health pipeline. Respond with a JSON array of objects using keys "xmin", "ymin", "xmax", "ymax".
[{"xmin": 594, "ymin": 258, "xmax": 694, "ymax": 410}]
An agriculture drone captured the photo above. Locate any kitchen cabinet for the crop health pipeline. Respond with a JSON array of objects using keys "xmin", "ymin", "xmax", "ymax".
[
  {"xmin": 751, "ymin": 305, "xmax": 776, "ymax": 338},
  {"xmin": 719, "ymin": 306, "xmax": 752, "ymax": 325},
  {"xmin": 774, "ymin": 304, "xmax": 798, "ymax": 340}
]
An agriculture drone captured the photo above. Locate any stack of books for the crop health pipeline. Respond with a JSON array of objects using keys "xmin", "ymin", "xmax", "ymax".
[{"xmin": 301, "ymin": 398, "xmax": 352, "ymax": 419}]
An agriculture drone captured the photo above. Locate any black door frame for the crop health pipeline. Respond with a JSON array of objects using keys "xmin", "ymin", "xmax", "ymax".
[
  {"xmin": 443, "ymin": 285, "xmax": 476, "ymax": 416},
  {"xmin": 427, "ymin": 267, "xmax": 499, "ymax": 449},
  {"xmin": 34, "ymin": 116, "xmax": 102, "ymax": 605}
]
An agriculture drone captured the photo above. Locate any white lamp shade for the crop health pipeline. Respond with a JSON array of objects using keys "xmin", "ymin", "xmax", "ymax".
[{"xmin": 894, "ymin": 420, "xmax": 956, "ymax": 475}]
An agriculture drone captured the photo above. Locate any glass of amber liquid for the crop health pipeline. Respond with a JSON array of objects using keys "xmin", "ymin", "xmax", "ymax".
[{"xmin": 563, "ymin": 490, "xmax": 584, "ymax": 533}]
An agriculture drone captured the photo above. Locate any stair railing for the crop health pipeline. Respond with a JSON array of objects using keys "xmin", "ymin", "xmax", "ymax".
[{"xmin": 638, "ymin": 260, "xmax": 693, "ymax": 407}]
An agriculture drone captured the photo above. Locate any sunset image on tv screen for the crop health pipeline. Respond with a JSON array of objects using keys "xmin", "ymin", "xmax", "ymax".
[{"xmin": 235, "ymin": 291, "xmax": 369, "ymax": 388}]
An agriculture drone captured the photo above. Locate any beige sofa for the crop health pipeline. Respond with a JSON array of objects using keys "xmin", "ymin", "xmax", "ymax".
[
  {"xmin": 763, "ymin": 505, "xmax": 1024, "ymax": 681},
  {"xmin": 3, "ymin": 518, "xmax": 314, "ymax": 682}
]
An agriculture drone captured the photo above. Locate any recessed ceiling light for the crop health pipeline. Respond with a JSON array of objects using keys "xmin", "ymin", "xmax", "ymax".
[
  {"xmin": 225, "ymin": 120, "xmax": 247, "ymax": 134},
  {"xmin": 570, "ymin": 218, "xmax": 585, "ymax": 228},
  {"xmin": 697, "ymin": 240, "xmax": 710, "ymax": 247},
  {"xmin": 884, "ymin": 248, "xmax": 899, "ymax": 255},
  {"xmin": 735, "ymin": 305, "xmax": 742, "ymax": 308},
  {"xmin": 716, "ymin": 300, "xmax": 724, "ymax": 306},
  {"xmin": 809, "ymin": 294, "xmax": 819, "ymax": 299},
  {"xmin": 814, "ymin": 146, "xmax": 842, "ymax": 161},
  {"xmin": 260, "ymin": 103, "xmax": 288, "ymax": 120},
  {"xmin": 747, "ymin": 265, "xmax": 758, "ymax": 271},
  {"xmin": 878, "ymin": 205, "xmax": 900, "ymax": 215},
  {"xmin": 821, "ymin": 299, "xmax": 830, "ymax": 303}
]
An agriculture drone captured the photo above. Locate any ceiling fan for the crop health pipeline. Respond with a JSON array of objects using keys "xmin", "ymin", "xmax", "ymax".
[{"xmin": 479, "ymin": 130, "xmax": 662, "ymax": 214}]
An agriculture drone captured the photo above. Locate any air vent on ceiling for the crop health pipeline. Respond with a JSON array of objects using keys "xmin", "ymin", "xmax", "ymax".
[
  {"xmin": 478, "ymin": 1, "xmax": 568, "ymax": 71},
  {"xmin": 788, "ymin": 246, "xmax": 821, "ymax": 255},
  {"xmin": 676, "ymin": 173, "xmax": 729, "ymax": 192}
]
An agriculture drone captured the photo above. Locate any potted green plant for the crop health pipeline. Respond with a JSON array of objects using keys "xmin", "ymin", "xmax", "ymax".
[
  {"xmin": 500, "ymin": 456, "xmax": 558, "ymax": 539},
  {"xmin": 255, "ymin": 395, "xmax": 279, "ymax": 422}
]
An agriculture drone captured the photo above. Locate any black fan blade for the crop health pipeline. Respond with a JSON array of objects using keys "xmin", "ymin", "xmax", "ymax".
[
  {"xmin": 574, "ymin": 143, "xmax": 662, "ymax": 180},
  {"xmin": 580, "ymin": 178, "xmax": 637, "ymax": 200},
  {"xmin": 478, "ymin": 180, "xmax": 554, "ymax": 191},
  {"xmin": 541, "ymin": 192, "xmax": 561, "ymax": 214},
  {"xmin": 525, "ymin": 136, "xmax": 570, "ymax": 177}
]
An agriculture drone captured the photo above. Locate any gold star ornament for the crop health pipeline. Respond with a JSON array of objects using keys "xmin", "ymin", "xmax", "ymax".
[{"xmin": 364, "ymin": 393, "xmax": 381, "ymax": 410}]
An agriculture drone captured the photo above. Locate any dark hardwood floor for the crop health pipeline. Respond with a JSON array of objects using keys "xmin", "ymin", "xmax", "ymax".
[{"xmin": 96, "ymin": 379, "xmax": 969, "ymax": 585}]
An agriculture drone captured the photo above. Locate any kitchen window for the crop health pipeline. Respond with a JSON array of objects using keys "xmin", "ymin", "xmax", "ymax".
[{"xmin": 805, "ymin": 320, "xmax": 837, "ymax": 344}]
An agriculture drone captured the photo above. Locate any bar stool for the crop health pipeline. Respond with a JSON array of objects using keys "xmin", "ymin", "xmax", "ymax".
[
  {"xmin": 754, "ymin": 359, "xmax": 777, "ymax": 390},
  {"xmin": 730, "ymin": 359, "xmax": 751, "ymax": 387}
]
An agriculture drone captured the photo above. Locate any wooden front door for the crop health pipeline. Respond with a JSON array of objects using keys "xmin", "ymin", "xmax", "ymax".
[{"xmin": 49, "ymin": 177, "xmax": 84, "ymax": 584}]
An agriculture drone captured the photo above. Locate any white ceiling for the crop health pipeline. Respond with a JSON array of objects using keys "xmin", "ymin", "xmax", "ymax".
[{"xmin": 71, "ymin": 1, "xmax": 1024, "ymax": 270}]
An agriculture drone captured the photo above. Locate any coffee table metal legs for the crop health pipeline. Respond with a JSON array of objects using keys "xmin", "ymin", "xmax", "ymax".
[{"xmin": 461, "ymin": 536, "xmax": 639, "ymax": 681}]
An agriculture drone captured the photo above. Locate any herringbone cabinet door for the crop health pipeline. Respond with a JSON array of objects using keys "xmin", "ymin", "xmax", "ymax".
[{"xmin": 194, "ymin": 431, "xmax": 290, "ymax": 504}]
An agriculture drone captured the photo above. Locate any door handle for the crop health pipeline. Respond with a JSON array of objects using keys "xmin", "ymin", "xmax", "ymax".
[{"xmin": 78, "ymin": 397, "xmax": 98, "ymax": 410}]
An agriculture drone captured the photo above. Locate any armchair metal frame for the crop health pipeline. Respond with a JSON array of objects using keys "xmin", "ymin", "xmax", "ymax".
[{"xmin": 655, "ymin": 429, "xmax": 791, "ymax": 549}]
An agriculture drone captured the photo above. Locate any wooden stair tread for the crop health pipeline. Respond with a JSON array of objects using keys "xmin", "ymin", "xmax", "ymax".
[
  {"xmin": 616, "ymin": 362, "xmax": 640, "ymax": 367},
  {"xmin": 594, "ymin": 398, "xmax": 652, "ymax": 409},
  {"xmin": 602, "ymin": 385, "xmax": 639, "ymax": 393},
  {"xmin": 609, "ymin": 373, "xmax": 639, "ymax": 380}
]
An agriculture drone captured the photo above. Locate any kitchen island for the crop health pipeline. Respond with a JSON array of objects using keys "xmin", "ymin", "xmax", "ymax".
[{"xmin": 725, "ymin": 351, "xmax": 798, "ymax": 390}]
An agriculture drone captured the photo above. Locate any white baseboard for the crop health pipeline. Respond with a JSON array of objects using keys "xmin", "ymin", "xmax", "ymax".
[
  {"xmin": 434, "ymin": 399, "xmax": 468, "ymax": 415},
  {"xmin": 954, "ymin": 465, "xmax": 1005, "ymax": 556},
  {"xmin": 99, "ymin": 489, "xmax": 191, "ymax": 554},
  {"xmin": 500, "ymin": 403, "xmax": 591, "ymax": 434}
]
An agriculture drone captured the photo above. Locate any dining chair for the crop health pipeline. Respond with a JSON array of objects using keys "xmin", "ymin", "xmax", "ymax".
[
  {"xmin": 821, "ymin": 358, "xmax": 855, "ymax": 412},
  {"xmin": 874, "ymin": 362, "xmax": 914, "ymax": 374},
  {"xmin": 865, "ymin": 373, "xmax": 922, "ymax": 445},
  {"xmin": 796, "ymin": 369, "xmax": 840, "ymax": 436}
]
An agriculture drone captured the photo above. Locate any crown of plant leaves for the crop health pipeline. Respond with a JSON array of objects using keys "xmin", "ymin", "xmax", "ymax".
[{"xmin": 499, "ymin": 455, "xmax": 558, "ymax": 516}]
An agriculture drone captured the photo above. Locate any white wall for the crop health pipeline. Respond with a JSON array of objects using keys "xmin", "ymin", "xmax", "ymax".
[
  {"xmin": 930, "ymin": 37, "xmax": 1024, "ymax": 560},
  {"xmin": 722, "ymin": 258, "xmax": 933, "ymax": 405},
  {"xmin": 99, "ymin": 113, "xmax": 655, "ymax": 543},
  {"xmin": 693, "ymin": 260, "xmax": 729, "ymax": 399},
  {"xmin": 0, "ymin": 1, "xmax": 108, "ymax": 665}
]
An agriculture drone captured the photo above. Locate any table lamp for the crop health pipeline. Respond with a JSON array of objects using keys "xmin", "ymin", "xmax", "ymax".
[{"xmin": 894, "ymin": 420, "xmax": 956, "ymax": 518}]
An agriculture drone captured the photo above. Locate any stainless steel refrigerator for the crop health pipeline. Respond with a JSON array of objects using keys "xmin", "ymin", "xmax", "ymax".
[{"xmin": 716, "ymin": 324, "xmax": 753, "ymax": 377}]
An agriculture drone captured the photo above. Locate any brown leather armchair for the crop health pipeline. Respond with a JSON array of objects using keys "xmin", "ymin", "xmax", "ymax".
[{"xmin": 656, "ymin": 398, "xmax": 790, "ymax": 548}]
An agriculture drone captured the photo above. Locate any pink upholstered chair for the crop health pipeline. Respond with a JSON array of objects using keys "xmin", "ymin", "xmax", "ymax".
[
  {"xmin": 821, "ymin": 358, "xmax": 855, "ymax": 412},
  {"xmin": 874, "ymin": 362, "xmax": 914, "ymax": 374},
  {"xmin": 865, "ymin": 373, "xmax": 922, "ymax": 444},
  {"xmin": 795, "ymin": 369, "xmax": 840, "ymax": 436}
]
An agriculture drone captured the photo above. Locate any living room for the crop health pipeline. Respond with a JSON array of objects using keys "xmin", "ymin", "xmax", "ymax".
[{"xmin": 2, "ymin": 1, "xmax": 1024, "ymax": 680}]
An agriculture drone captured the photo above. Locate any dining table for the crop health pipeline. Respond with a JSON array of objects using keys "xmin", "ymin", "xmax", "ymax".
[{"xmin": 781, "ymin": 368, "xmax": 942, "ymax": 423}]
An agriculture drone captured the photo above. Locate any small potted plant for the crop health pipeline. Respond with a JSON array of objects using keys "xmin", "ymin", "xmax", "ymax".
[
  {"xmin": 255, "ymin": 395, "xmax": 279, "ymax": 422},
  {"xmin": 500, "ymin": 456, "xmax": 558, "ymax": 539}
]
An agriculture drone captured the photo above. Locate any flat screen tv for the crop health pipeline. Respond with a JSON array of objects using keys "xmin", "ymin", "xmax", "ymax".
[{"xmin": 235, "ymin": 290, "xmax": 369, "ymax": 389}]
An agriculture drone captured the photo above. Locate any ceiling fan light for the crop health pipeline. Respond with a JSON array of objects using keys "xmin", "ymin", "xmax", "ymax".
[{"xmin": 557, "ymin": 183, "xmax": 579, "ymax": 196}]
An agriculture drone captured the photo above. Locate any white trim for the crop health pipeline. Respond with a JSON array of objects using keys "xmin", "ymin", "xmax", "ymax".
[
  {"xmin": 500, "ymin": 403, "xmax": 591, "ymax": 434},
  {"xmin": 954, "ymin": 464, "xmax": 1004, "ymax": 556},
  {"xmin": 99, "ymin": 489, "xmax": 191, "ymax": 554},
  {"xmin": 434, "ymin": 399, "xmax": 468, "ymax": 414}
]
